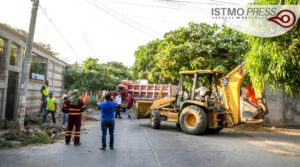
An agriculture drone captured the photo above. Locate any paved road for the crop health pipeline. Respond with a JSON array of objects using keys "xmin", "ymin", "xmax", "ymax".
[{"xmin": 0, "ymin": 111, "xmax": 300, "ymax": 167}]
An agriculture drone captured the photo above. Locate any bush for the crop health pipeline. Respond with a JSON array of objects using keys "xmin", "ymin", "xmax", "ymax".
[{"xmin": 23, "ymin": 133, "xmax": 51, "ymax": 145}]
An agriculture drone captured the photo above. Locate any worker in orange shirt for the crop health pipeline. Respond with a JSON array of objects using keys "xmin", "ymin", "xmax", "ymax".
[{"xmin": 245, "ymin": 84, "xmax": 258, "ymax": 105}]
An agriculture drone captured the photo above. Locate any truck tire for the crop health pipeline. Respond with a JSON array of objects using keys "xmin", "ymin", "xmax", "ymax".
[
  {"xmin": 150, "ymin": 110, "xmax": 161, "ymax": 129},
  {"xmin": 179, "ymin": 105, "xmax": 207, "ymax": 135},
  {"xmin": 205, "ymin": 127, "xmax": 223, "ymax": 134}
]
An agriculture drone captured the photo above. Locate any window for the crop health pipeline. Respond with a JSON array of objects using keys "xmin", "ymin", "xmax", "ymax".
[
  {"xmin": 0, "ymin": 38, "xmax": 4, "ymax": 58},
  {"xmin": 0, "ymin": 38, "xmax": 5, "ymax": 73},
  {"xmin": 10, "ymin": 43, "xmax": 19, "ymax": 65},
  {"xmin": 29, "ymin": 53, "xmax": 47, "ymax": 80}
]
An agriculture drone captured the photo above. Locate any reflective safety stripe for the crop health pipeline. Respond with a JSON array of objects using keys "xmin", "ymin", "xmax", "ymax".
[
  {"xmin": 69, "ymin": 108, "xmax": 81, "ymax": 111},
  {"xmin": 46, "ymin": 97, "xmax": 56, "ymax": 111},
  {"xmin": 65, "ymin": 134, "xmax": 72, "ymax": 136},
  {"xmin": 69, "ymin": 113, "xmax": 82, "ymax": 115},
  {"xmin": 43, "ymin": 85, "xmax": 49, "ymax": 96},
  {"xmin": 75, "ymin": 132, "xmax": 80, "ymax": 134},
  {"xmin": 74, "ymin": 135, "xmax": 80, "ymax": 137},
  {"xmin": 65, "ymin": 131, "xmax": 72, "ymax": 133}
]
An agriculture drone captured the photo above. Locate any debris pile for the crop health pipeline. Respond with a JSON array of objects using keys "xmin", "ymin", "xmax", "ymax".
[
  {"xmin": 233, "ymin": 123, "xmax": 276, "ymax": 132},
  {"xmin": 0, "ymin": 124, "xmax": 65, "ymax": 149},
  {"xmin": 82, "ymin": 112, "xmax": 98, "ymax": 121},
  {"xmin": 82, "ymin": 109, "xmax": 99, "ymax": 121}
]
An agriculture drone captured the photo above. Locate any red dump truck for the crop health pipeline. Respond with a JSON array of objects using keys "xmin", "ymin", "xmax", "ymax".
[{"xmin": 110, "ymin": 80, "xmax": 177, "ymax": 116}]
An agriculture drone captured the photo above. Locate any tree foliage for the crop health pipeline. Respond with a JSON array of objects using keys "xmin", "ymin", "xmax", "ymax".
[
  {"xmin": 245, "ymin": 0, "xmax": 300, "ymax": 95},
  {"xmin": 132, "ymin": 23, "xmax": 249, "ymax": 84},
  {"xmin": 64, "ymin": 58, "xmax": 132, "ymax": 92}
]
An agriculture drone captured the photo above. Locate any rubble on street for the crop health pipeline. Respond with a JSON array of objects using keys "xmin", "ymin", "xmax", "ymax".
[
  {"xmin": 0, "ymin": 108, "xmax": 98, "ymax": 149},
  {"xmin": 0, "ymin": 124, "xmax": 65, "ymax": 149}
]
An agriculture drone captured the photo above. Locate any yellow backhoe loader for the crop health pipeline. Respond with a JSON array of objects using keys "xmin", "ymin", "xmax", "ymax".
[{"xmin": 147, "ymin": 62, "xmax": 268, "ymax": 135}]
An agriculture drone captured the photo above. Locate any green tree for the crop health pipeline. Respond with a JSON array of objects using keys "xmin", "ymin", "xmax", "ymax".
[
  {"xmin": 131, "ymin": 39, "xmax": 170, "ymax": 83},
  {"xmin": 132, "ymin": 23, "xmax": 248, "ymax": 84},
  {"xmin": 245, "ymin": 0, "xmax": 300, "ymax": 95},
  {"xmin": 64, "ymin": 58, "xmax": 132, "ymax": 92}
]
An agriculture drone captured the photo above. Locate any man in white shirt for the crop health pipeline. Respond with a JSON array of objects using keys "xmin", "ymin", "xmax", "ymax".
[
  {"xmin": 195, "ymin": 83, "xmax": 209, "ymax": 96},
  {"xmin": 115, "ymin": 93, "xmax": 122, "ymax": 119}
]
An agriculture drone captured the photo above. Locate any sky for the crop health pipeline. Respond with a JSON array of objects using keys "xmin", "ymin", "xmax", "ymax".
[{"xmin": 0, "ymin": 0, "xmax": 250, "ymax": 67}]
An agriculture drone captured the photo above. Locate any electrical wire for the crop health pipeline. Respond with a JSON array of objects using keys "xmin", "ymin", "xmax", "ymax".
[
  {"xmin": 95, "ymin": 0, "xmax": 178, "ymax": 9},
  {"xmin": 156, "ymin": 0, "xmax": 221, "ymax": 6},
  {"xmin": 208, "ymin": 0, "xmax": 242, "ymax": 6},
  {"xmin": 96, "ymin": 1, "xmax": 163, "ymax": 37},
  {"xmin": 157, "ymin": 0, "xmax": 241, "ymax": 6},
  {"xmin": 38, "ymin": 4, "xmax": 83, "ymax": 62},
  {"xmin": 87, "ymin": 0, "xmax": 159, "ymax": 38}
]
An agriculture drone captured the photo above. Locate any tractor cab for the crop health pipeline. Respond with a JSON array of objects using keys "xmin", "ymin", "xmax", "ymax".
[{"xmin": 176, "ymin": 70, "xmax": 225, "ymax": 110}]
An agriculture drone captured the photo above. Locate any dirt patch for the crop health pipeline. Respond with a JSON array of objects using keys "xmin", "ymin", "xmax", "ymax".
[
  {"xmin": 233, "ymin": 123, "xmax": 300, "ymax": 136},
  {"xmin": 233, "ymin": 123, "xmax": 276, "ymax": 132},
  {"xmin": 247, "ymin": 140, "xmax": 300, "ymax": 157}
]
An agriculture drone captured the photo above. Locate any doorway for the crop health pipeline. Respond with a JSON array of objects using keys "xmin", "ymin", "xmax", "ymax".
[{"xmin": 5, "ymin": 71, "xmax": 18, "ymax": 120}]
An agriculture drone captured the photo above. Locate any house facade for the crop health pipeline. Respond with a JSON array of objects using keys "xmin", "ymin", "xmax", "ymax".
[{"xmin": 0, "ymin": 23, "xmax": 67, "ymax": 127}]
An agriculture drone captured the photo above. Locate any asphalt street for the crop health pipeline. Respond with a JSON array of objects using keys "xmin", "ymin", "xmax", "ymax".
[{"xmin": 0, "ymin": 111, "xmax": 299, "ymax": 167}]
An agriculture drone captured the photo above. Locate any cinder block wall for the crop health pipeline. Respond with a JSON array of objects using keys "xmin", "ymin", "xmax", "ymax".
[
  {"xmin": 25, "ymin": 61, "xmax": 65, "ymax": 123},
  {"xmin": 265, "ymin": 87, "xmax": 300, "ymax": 126}
]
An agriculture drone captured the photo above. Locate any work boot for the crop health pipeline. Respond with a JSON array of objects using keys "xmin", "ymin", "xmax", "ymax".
[
  {"xmin": 110, "ymin": 146, "xmax": 114, "ymax": 150},
  {"xmin": 99, "ymin": 147, "xmax": 106, "ymax": 151},
  {"xmin": 74, "ymin": 142, "xmax": 81, "ymax": 146}
]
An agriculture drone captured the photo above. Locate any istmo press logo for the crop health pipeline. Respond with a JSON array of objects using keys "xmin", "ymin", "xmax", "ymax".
[{"xmin": 211, "ymin": 5, "xmax": 300, "ymax": 37}]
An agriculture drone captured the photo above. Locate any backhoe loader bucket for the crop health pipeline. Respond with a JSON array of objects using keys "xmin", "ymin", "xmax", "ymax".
[{"xmin": 128, "ymin": 88, "xmax": 164, "ymax": 119}]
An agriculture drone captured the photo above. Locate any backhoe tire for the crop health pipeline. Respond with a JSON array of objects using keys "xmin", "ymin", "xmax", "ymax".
[
  {"xmin": 205, "ymin": 127, "xmax": 223, "ymax": 134},
  {"xmin": 176, "ymin": 123, "xmax": 180, "ymax": 128},
  {"xmin": 150, "ymin": 110, "xmax": 161, "ymax": 129},
  {"xmin": 179, "ymin": 105, "xmax": 207, "ymax": 135}
]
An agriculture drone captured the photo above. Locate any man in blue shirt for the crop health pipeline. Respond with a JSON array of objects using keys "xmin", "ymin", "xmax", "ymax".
[{"xmin": 97, "ymin": 94, "xmax": 117, "ymax": 150}]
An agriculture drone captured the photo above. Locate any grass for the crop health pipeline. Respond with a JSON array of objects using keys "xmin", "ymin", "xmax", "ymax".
[{"xmin": 22, "ymin": 133, "xmax": 51, "ymax": 145}]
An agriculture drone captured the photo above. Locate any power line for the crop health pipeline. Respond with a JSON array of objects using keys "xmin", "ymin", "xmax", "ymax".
[
  {"xmin": 208, "ymin": 0, "xmax": 242, "ymax": 6},
  {"xmin": 152, "ymin": 0, "xmax": 185, "ymax": 7},
  {"xmin": 38, "ymin": 4, "xmax": 83, "ymax": 62},
  {"xmin": 87, "ymin": 0, "xmax": 159, "ymax": 38},
  {"xmin": 157, "ymin": 0, "xmax": 241, "ymax": 6},
  {"xmin": 156, "ymin": 0, "xmax": 221, "ymax": 6},
  {"xmin": 96, "ymin": 0, "xmax": 178, "ymax": 9},
  {"xmin": 97, "ymin": 1, "xmax": 163, "ymax": 37}
]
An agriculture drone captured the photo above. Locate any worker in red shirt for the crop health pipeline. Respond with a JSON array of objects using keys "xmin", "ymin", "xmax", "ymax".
[
  {"xmin": 64, "ymin": 89, "xmax": 86, "ymax": 146},
  {"xmin": 126, "ymin": 93, "xmax": 134, "ymax": 119},
  {"xmin": 245, "ymin": 84, "xmax": 258, "ymax": 105}
]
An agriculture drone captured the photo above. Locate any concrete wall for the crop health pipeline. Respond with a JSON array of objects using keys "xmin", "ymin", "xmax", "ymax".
[{"xmin": 265, "ymin": 87, "xmax": 300, "ymax": 126}]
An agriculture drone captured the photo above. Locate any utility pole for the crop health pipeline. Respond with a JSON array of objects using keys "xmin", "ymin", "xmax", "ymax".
[{"xmin": 16, "ymin": 0, "xmax": 39, "ymax": 129}]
